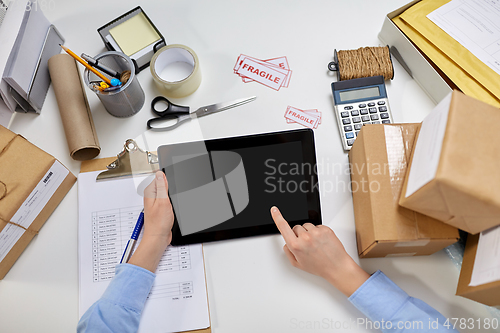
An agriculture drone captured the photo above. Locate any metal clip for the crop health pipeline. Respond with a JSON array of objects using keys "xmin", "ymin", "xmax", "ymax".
[
  {"xmin": 327, "ymin": 49, "xmax": 340, "ymax": 80},
  {"xmin": 96, "ymin": 139, "xmax": 158, "ymax": 181}
]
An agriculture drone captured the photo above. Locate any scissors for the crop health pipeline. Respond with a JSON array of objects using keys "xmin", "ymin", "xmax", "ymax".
[{"xmin": 148, "ymin": 96, "xmax": 257, "ymax": 131}]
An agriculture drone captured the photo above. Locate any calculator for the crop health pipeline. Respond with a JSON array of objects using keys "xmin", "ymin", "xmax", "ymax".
[{"xmin": 331, "ymin": 75, "xmax": 393, "ymax": 150}]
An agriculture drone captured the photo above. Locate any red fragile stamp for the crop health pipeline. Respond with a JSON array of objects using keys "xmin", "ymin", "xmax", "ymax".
[
  {"xmin": 284, "ymin": 106, "xmax": 321, "ymax": 129},
  {"xmin": 234, "ymin": 54, "xmax": 292, "ymax": 90}
]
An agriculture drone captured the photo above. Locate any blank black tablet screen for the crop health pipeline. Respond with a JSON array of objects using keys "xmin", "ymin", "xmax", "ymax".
[{"xmin": 158, "ymin": 129, "xmax": 321, "ymax": 245}]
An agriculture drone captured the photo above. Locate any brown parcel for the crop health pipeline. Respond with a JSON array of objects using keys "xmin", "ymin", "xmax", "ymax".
[
  {"xmin": 0, "ymin": 126, "xmax": 76, "ymax": 279},
  {"xmin": 399, "ymin": 91, "xmax": 500, "ymax": 235},
  {"xmin": 456, "ymin": 233, "xmax": 500, "ymax": 307},
  {"xmin": 349, "ymin": 124, "xmax": 459, "ymax": 258}
]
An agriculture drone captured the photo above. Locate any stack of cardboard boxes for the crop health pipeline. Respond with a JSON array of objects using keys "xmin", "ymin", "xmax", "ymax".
[{"xmin": 350, "ymin": 90, "xmax": 500, "ymax": 307}]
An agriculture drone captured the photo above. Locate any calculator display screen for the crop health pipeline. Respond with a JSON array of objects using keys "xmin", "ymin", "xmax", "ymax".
[{"xmin": 339, "ymin": 87, "xmax": 380, "ymax": 102}]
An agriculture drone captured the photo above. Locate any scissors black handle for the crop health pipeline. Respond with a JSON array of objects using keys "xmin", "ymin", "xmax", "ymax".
[
  {"xmin": 151, "ymin": 96, "xmax": 190, "ymax": 117},
  {"xmin": 147, "ymin": 115, "xmax": 191, "ymax": 131},
  {"xmin": 148, "ymin": 96, "xmax": 192, "ymax": 131}
]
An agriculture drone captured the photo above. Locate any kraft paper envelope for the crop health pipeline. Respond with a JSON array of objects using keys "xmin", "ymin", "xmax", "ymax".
[
  {"xmin": 393, "ymin": 16, "xmax": 500, "ymax": 108},
  {"xmin": 0, "ymin": 126, "xmax": 76, "ymax": 279},
  {"xmin": 393, "ymin": 0, "xmax": 500, "ymax": 107}
]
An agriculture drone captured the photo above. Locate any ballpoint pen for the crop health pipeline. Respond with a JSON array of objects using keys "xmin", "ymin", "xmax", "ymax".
[
  {"xmin": 81, "ymin": 53, "xmax": 121, "ymax": 79},
  {"xmin": 120, "ymin": 209, "xmax": 145, "ymax": 263}
]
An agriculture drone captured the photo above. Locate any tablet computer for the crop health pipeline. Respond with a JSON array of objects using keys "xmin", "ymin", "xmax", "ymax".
[{"xmin": 157, "ymin": 129, "xmax": 321, "ymax": 245}]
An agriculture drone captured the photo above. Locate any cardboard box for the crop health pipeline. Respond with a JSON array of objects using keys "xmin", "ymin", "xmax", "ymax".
[
  {"xmin": 0, "ymin": 125, "xmax": 76, "ymax": 279},
  {"xmin": 349, "ymin": 124, "xmax": 459, "ymax": 258},
  {"xmin": 456, "ymin": 232, "xmax": 500, "ymax": 307},
  {"xmin": 378, "ymin": 0, "xmax": 452, "ymax": 105},
  {"xmin": 399, "ymin": 91, "xmax": 500, "ymax": 235}
]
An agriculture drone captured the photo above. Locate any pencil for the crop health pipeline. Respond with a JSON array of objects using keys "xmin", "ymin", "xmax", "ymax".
[{"xmin": 60, "ymin": 45, "xmax": 116, "ymax": 86}]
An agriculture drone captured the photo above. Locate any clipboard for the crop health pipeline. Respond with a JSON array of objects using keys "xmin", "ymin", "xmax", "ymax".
[
  {"xmin": 81, "ymin": 139, "xmax": 158, "ymax": 179},
  {"xmin": 80, "ymin": 139, "xmax": 211, "ymax": 333}
]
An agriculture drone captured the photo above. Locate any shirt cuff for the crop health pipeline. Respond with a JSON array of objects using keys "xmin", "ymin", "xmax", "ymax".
[
  {"xmin": 100, "ymin": 263, "xmax": 156, "ymax": 312},
  {"xmin": 348, "ymin": 270, "xmax": 410, "ymax": 321}
]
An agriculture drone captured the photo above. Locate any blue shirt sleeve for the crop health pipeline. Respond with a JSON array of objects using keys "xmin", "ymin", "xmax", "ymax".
[
  {"xmin": 77, "ymin": 263, "xmax": 156, "ymax": 333},
  {"xmin": 348, "ymin": 270, "xmax": 459, "ymax": 333}
]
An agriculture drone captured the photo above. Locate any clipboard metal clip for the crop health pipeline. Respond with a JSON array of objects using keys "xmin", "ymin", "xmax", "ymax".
[{"xmin": 96, "ymin": 139, "xmax": 158, "ymax": 181}]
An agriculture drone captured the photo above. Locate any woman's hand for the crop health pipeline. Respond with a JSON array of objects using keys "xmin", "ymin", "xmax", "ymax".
[
  {"xmin": 271, "ymin": 206, "xmax": 369, "ymax": 297},
  {"xmin": 142, "ymin": 171, "xmax": 175, "ymax": 247},
  {"xmin": 128, "ymin": 171, "xmax": 175, "ymax": 272}
]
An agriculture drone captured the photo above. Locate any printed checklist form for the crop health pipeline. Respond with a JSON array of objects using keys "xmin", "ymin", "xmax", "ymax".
[{"xmin": 78, "ymin": 171, "xmax": 210, "ymax": 333}]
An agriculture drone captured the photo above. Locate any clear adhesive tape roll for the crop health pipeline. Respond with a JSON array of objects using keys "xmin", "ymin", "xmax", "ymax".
[{"xmin": 150, "ymin": 44, "xmax": 202, "ymax": 98}]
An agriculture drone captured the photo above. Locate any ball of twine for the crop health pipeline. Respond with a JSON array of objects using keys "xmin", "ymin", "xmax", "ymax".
[{"xmin": 337, "ymin": 46, "xmax": 393, "ymax": 81}]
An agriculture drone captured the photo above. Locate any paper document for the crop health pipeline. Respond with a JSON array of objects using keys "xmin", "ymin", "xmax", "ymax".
[
  {"xmin": 469, "ymin": 225, "xmax": 500, "ymax": 287},
  {"xmin": 405, "ymin": 93, "xmax": 451, "ymax": 198},
  {"xmin": 0, "ymin": 161, "xmax": 68, "ymax": 262},
  {"xmin": 427, "ymin": 0, "xmax": 500, "ymax": 76},
  {"xmin": 78, "ymin": 171, "xmax": 210, "ymax": 333}
]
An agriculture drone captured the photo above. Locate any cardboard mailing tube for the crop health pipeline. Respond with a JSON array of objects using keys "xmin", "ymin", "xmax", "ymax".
[{"xmin": 48, "ymin": 54, "xmax": 100, "ymax": 160}]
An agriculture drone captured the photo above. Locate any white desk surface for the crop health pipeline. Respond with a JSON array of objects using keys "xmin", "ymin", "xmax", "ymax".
[{"xmin": 2, "ymin": 0, "xmax": 498, "ymax": 332}]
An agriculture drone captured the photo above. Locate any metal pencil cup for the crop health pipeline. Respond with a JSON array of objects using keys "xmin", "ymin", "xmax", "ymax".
[{"xmin": 84, "ymin": 51, "xmax": 145, "ymax": 117}]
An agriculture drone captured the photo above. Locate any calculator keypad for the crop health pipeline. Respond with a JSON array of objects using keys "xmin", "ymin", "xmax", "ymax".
[{"xmin": 335, "ymin": 98, "xmax": 393, "ymax": 150}]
